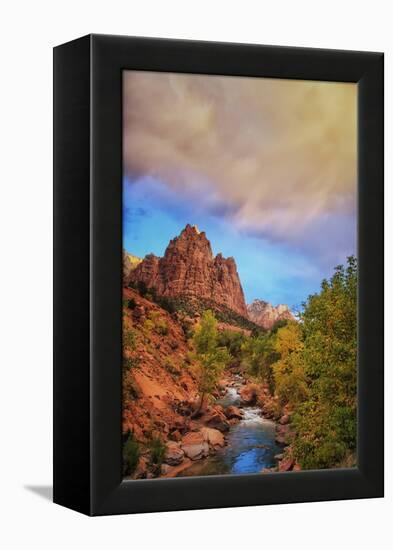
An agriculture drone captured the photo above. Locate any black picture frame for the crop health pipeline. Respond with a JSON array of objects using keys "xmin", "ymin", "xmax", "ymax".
[{"xmin": 53, "ymin": 34, "xmax": 384, "ymax": 516}]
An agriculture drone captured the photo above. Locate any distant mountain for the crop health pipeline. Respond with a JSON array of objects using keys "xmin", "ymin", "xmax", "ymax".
[
  {"xmin": 127, "ymin": 224, "xmax": 248, "ymax": 317},
  {"xmin": 247, "ymin": 299, "xmax": 295, "ymax": 330},
  {"xmin": 123, "ymin": 249, "xmax": 142, "ymax": 278}
]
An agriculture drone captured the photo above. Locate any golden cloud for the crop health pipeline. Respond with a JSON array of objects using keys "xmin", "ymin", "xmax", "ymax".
[{"xmin": 123, "ymin": 71, "xmax": 357, "ymax": 241}]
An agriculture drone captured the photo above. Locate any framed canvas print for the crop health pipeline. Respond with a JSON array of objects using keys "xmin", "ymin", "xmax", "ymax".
[{"xmin": 53, "ymin": 34, "xmax": 384, "ymax": 515}]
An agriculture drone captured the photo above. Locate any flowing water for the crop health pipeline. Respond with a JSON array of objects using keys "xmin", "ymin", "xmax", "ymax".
[{"xmin": 178, "ymin": 377, "xmax": 283, "ymax": 477}]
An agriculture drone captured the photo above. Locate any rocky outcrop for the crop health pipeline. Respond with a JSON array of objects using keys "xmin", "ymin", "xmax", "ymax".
[
  {"xmin": 239, "ymin": 383, "xmax": 259, "ymax": 405},
  {"xmin": 224, "ymin": 405, "xmax": 244, "ymax": 420},
  {"xmin": 123, "ymin": 249, "xmax": 142, "ymax": 279},
  {"xmin": 275, "ymin": 423, "xmax": 293, "ymax": 445},
  {"xmin": 247, "ymin": 299, "xmax": 295, "ymax": 330},
  {"xmin": 200, "ymin": 427, "xmax": 225, "ymax": 449},
  {"xmin": 128, "ymin": 224, "xmax": 248, "ymax": 316},
  {"xmin": 202, "ymin": 405, "xmax": 231, "ymax": 432},
  {"xmin": 181, "ymin": 431, "xmax": 210, "ymax": 460},
  {"xmin": 165, "ymin": 441, "xmax": 185, "ymax": 466},
  {"xmin": 122, "ymin": 287, "xmax": 200, "ymax": 444}
]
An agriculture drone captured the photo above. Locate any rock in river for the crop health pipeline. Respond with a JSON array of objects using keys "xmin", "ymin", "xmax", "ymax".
[
  {"xmin": 225, "ymin": 405, "xmax": 244, "ymax": 420},
  {"xmin": 239, "ymin": 383, "xmax": 258, "ymax": 405}
]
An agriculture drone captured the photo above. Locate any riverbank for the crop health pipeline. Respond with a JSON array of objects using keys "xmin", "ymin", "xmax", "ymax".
[
  {"xmin": 161, "ymin": 373, "xmax": 297, "ymax": 478},
  {"xmin": 122, "ymin": 286, "xmax": 301, "ymax": 479},
  {"xmin": 126, "ymin": 364, "xmax": 301, "ymax": 480}
]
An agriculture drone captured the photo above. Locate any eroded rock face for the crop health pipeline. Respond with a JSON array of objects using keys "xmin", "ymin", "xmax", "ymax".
[
  {"xmin": 128, "ymin": 224, "xmax": 248, "ymax": 316},
  {"xmin": 224, "ymin": 406, "xmax": 244, "ymax": 420},
  {"xmin": 239, "ymin": 383, "xmax": 259, "ymax": 405},
  {"xmin": 247, "ymin": 299, "xmax": 294, "ymax": 330},
  {"xmin": 200, "ymin": 427, "xmax": 225, "ymax": 449},
  {"xmin": 181, "ymin": 431, "xmax": 210, "ymax": 460},
  {"xmin": 165, "ymin": 441, "xmax": 185, "ymax": 466},
  {"xmin": 202, "ymin": 406, "xmax": 230, "ymax": 432},
  {"xmin": 123, "ymin": 249, "xmax": 142, "ymax": 279}
]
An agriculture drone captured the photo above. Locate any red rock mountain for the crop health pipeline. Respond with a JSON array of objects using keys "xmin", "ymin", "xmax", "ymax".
[
  {"xmin": 247, "ymin": 299, "xmax": 295, "ymax": 330},
  {"xmin": 128, "ymin": 224, "xmax": 248, "ymax": 317}
]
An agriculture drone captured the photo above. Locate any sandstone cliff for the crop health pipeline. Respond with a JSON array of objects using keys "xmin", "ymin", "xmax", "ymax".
[
  {"xmin": 123, "ymin": 249, "xmax": 142, "ymax": 278},
  {"xmin": 247, "ymin": 299, "xmax": 295, "ymax": 330},
  {"xmin": 128, "ymin": 224, "xmax": 248, "ymax": 317}
]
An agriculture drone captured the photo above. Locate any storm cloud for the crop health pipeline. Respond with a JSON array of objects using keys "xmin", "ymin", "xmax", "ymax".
[{"xmin": 123, "ymin": 71, "xmax": 357, "ymax": 255}]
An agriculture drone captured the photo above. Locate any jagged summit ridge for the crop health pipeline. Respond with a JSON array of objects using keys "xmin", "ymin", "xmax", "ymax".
[
  {"xmin": 127, "ymin": 224, "xmax": 248, "ymax": 316},
  {"xmin": 247, "ymin": 298, "xmax": 294, "ymax": 330}
]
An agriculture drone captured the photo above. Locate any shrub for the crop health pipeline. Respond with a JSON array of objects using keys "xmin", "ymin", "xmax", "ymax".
[
  {"xmin": 123, "ymin": 356, "xmax": 140, "ymax": 371},
  {"xmin": 148, "ymin": 310, "xmax": 160, "ymax": 322},
  {"xmin": 165, "ymin": 357, "xmax": 180, "ymax": 375},
  {"xmin": 149, "ymin": 437, "xmax": 166, "ymax": 466},
  {"xmin": 156, "ymin": 320, "xmax": 169, "ymax": 336},
  {"xmin": 143, "ymin": 319, "xmax": 155, "ymax": 334},
  {"xmin": 123, "ymin": 328, "xmax": 137, "ymax": 350},
  {"xmin": 127, "ymin": 298, "xmax": 137, "ymax": 309},
  {"xmin": 123, "ymin": 432, "xmax": 140, "ymax": 476}
]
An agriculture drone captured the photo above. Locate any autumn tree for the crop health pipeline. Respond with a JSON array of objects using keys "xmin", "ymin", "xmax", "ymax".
[
  {"xmin": 272, "ymin": 322, "xmax": 309, "ymax": 408},
  {"xmin": 192, "ymin": 310, "xmax": 230, "ymax": 413},
  {"xmin": 292, "ymin": 257, "xmax": 357, "ymax": 469}
]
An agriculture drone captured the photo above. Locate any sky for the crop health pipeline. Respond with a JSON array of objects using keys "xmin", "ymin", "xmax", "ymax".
[{"xmin": 123, "ymin": 71, "xmax": 357, "ymax": 309}]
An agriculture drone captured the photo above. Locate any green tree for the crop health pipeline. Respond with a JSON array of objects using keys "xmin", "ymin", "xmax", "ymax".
[
  {"xmin": 272, "ymin": 322, "xmax": 309, "ymax": 408},
  {"xmin": 292, "ymin": 257, "xmax": 357, "ymax": 468},
  {"xmin": 241, "ymin": 333, "xmax": 278, "ymax": 393},
  {"xmin": 192, "ymin": 310, "xmax": 230, "ymax": 413},
  {"xmin": 217, "ymin": 329, "xmax": 247, "ymax": 363}
]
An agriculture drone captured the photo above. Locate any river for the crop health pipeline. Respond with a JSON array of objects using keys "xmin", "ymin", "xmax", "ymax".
[{"xmin": 177, "ymin": 376, "xmax": 283, "ymax": 477}]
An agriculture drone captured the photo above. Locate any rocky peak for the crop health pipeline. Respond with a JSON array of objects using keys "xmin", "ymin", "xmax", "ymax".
[
  {"xmin": 128, "ymin": 225, "xmax": 248, "ymax": 316},
  {"xmin": 247, "ymin": 299, "xmax": 294, "ymax": 330},
  {"xmin": 165, "ymin": 224, "xmax": 213, "ymax": 261},
  {"xmin": 123, "ymin": 249, "xmax": 142, "ymax": 278}
]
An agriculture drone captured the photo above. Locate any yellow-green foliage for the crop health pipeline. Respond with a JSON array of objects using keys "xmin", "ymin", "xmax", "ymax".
[
  {"xmin": 192, "ymin": 310, "xmax": 231, "ymax": 407},
  {"xmin": 146, "ymin": 310, "xmax": 169, "ymax": 335},
  {"xmin": 272, "ymin": 323, "xmax": 309, "ymax": 407},
  {"xmin": 291, "ymin": 257, "xmax": 357, "ymax": 469},
  {"xmin": 143, "ymin": 319, "xmax": 155, "ymax": 334},
  {"xmin": 155, "ymin": 319, "xmax": 169, "ymax": 336},
  {"xmin": 229, "ymin": 257, "xmax": 358, "ymax": 470}
]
